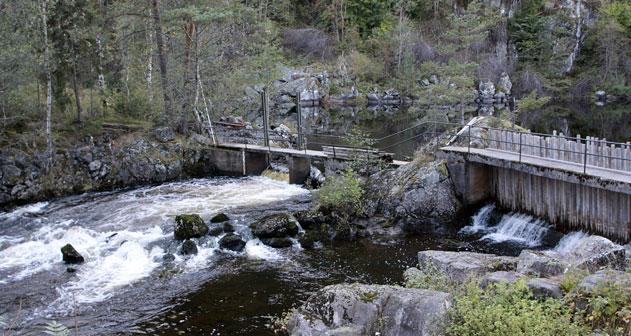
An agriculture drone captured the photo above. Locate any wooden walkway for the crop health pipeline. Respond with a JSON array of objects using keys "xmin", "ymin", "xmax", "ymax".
[
  {"xmin": 217, "ymin": 143, "xmax": 410, "ymax": 166},
  {"xmin": 442, "ymin": 146, "xmax": 631, "ymax": 186}
]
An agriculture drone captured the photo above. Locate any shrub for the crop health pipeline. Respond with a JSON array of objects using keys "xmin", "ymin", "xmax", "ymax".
[
  {"xmin": 566, "ymin": 280, "xmax": 631, "ymax": 335},
  {"xmin": 315, "ymin": 168, "xmax": 364, "ymax": 215},
  {"xmin": 447, "ymin": 281, "xmax": 589, "ymax": 336},
  {"xmin": 405, "ymin": 264, "xmax": 453, "ymax": 293}
]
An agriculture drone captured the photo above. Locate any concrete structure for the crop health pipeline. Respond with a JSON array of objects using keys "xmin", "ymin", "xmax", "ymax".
[{"xmin": 440, "ymin": 128, "xmax": 631, "ymax": 242}]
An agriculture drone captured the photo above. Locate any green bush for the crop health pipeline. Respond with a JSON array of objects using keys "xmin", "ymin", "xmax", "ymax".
[
  {"xmin": 566, "ymin": 280, "xmax": 631, "ymax": 335},
  {"xmin": 447, "ymin": 281, "xmax": 588, "ymax": 336},
  {"xmin": 405, "ymin": 264, "xmax": 453, "ymax": 292},
  {"xmin": 315, "ymin": 168, "xmax": 364, "ymax": 215}
]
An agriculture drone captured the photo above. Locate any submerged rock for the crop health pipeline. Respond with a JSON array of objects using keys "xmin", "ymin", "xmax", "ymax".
[
  {"xmin": 287, "ymin": 284, "xmax": 452, "ymax": 336},
  {"xmin": 61, "ymin": 244, "xmax": 85, "ymax": 264},
  {"xmin": 208, "ymin": 225, "xmax": 223, "ymax": 236},
  {"xmin": 174, "ymin": 214, "xmax": 209, "ymax": 240},
  {"xmin": 180, "ymin": 239, "xmax": 198, "ymax": 255},
  {"xmin": 219, "ymin": 233, "xmax": 246, "ymax": 252},
  {"xmin": 250, "ymin": 213, "xmax": 299, "ymax": 239},
  {"xmin": 260, "ymin": 237, "xmax": 293, "ymax": 248},
  {"xmin": 418, "ymin": 250, "xmax": 517, "ymax": 283},
  {"xmin": 210, "ymin": 213, "xmax": 230, "ymax": 223}
]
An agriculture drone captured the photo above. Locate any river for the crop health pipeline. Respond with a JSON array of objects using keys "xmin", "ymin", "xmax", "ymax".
[{"xmin": 0, "ymin": 176, "xmax": 592, "ymax": 335}]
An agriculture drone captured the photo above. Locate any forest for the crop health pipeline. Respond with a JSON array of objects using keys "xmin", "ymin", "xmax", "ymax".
[{"xmin": 0, "ymin": 0, "xmax": 630, "ymax": 159}]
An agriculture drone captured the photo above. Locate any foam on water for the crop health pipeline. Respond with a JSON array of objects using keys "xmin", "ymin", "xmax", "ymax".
[
  {"xmin": 245, "ymin": 239, "xmax": 284, "ymax": 261},
  {"xmin": 553, "ymin": 231, "xmax": 590, "ymax": 254},
  {"xmin": 481, "ymin": 213, "xmax": 551, "ymax": 247},
  {"xmin": 0, "ymin": 176, "xmax": 309, "ymax": 309},
  {"xmin": 459, "ymin": 204, "xmax": 495, "ymax": 234},
  {"xmin": 461, "ymin": 205, "xmax": 552, "ymax": 247}
]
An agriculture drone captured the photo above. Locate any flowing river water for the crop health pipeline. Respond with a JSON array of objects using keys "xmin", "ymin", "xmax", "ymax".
[{"xmin": 0, "ymin": 176, "xmax": 596, "ymax": 335}]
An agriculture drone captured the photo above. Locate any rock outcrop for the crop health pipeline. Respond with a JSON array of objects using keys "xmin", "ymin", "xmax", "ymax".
[
  {"xmin": 364, "ymin": 160, "xmax": 462, "ymax": 234},
  {"xmin": 418, "ymin": 250, "xmax": 518, "ymax": 283},
  {"xmin": 287, "ymin": 284, "xmax": 452, "ymax": 336}
]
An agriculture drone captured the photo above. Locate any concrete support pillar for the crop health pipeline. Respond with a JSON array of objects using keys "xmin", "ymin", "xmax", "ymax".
[
  {"xmin": 446, "ymin": 161, "xmax": 491, "ymax": 206},
  {"xmin": 289, "ymin": 155, "xmax": 311, "ymax": 185}
]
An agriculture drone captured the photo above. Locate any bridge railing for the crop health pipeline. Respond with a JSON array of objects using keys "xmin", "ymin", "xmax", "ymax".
[{"xmin": 460, "ymin": 125, "xmax": 631, "ymax": 174}]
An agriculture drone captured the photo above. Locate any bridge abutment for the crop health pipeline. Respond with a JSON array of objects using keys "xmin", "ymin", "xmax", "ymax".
[{"xmin": 288, "ymin": 156, "xmax": 311, "ymax": 185}]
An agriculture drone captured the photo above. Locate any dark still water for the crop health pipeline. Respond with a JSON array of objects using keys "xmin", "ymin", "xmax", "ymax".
[{"xmin": 0, "ymin": 177, "xmax": 585, "ymax": 335}]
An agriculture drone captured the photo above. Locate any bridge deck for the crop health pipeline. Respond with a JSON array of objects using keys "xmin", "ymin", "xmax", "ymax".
[
  {"xmin": 442, "ymin": 146, "xmax": 631, "ymax": 185},
  {"xmin": 217, "ymin": 143, "xmax": 409, "ymax": 166}
]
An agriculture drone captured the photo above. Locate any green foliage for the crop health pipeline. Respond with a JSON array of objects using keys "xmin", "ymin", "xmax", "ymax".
[
  {"xmin": 509, "ymin": 0, "xmax": 549, "ymax": 66},
  {"xmin": 316, "ymin": 168, "xmax": 364, "ymax": 215},
  {"xmin": 43, "ymin": 321, "xmax": 70, "ymax": 336},
  {"xmin": 447, "ymin": 281, "xmax": 589, "ymax": 336},
  {"xmin": 346, "ymin": 0, "xmax": 394, "ymax": 37},
  {"xmin": 602, "ymin": 1, "xmax": 631, "ymax": 37},
  {"xmin": 559, "ymin": 269, "xmax": 589, "ymax": 292},
  {"xmin": 405, "ymin": 264, "xmax": 453, "ymax": 292},
  {"xmin": 566, "ymin": 280, "xmax": 631, "ymax": 335}
]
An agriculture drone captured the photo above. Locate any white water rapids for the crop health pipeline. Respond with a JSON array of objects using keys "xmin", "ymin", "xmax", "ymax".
[
  {"xmin": 0, "ymin": 177, "xmax": 309, "ymax": 324},
  {"xmin": 460, "ymin": 203, "xmax": 594, "ymax": 251}
]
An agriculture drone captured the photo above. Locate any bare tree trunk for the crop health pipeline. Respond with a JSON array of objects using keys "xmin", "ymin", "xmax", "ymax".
[
  {"xmin": 72, "ymin": 59, "xmax": 83, "ymax": 123},
  {"xmin": 179, "ymin": 18, "xmax": 196, "ymax": 133},
  {"xmin": 95, "ymin": 0, "xmax": 107, "ymax": 115},
  {"xmin": 41, "ymin": 0, "xmax": 53, "ymax": 169},
  {"xmin": 397, "ymin": 5, "xmax": 404, "ymax": 73},
  {"xmin": 151, "ymin": 0, "xmax": 172, "ymax": 121},
  {"xmin": 145, "ymin": 14, "xmax": 154, "ymax": 103}
]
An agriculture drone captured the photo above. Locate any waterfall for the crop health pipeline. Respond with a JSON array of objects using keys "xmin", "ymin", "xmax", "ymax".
[
  {"xmin": 461, "ymin": 205, "xmax": 552, "ymax": 247},
  {"xmin": 566, "ymin": 0, "xmax": 583, "ymax": 73},
  {"xmin": 481, "ymin": 213, "xmax": 551, "ymax": 247},
  {"xmin": 553, "ymin": 231, "xmax": 590, "ymax": 254}
]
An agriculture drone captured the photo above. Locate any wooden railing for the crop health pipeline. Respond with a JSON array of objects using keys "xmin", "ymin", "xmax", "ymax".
[{"xmin": 482, "ymin": 128, "xmax": 631, "ymax": 173}]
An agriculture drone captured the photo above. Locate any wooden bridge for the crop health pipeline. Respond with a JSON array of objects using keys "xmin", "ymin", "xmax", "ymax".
[{"xmin": 439, "ymin": 120, "xmax": 631, "ymax": 242}]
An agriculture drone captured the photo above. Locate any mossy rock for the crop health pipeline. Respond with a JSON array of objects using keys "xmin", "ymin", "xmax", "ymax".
[
  {"xmin": 174, "ymin": 214, "xmax": 209, "ymax": 240},
  {"xmin": 61, "ymin": 243, "xmax": 85, "ymax": 264}
]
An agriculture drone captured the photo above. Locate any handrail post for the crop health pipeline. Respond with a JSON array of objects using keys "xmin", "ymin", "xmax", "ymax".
[
  {"xmin": 583, "ymin": 138, "xmax": 588, "ymax": 175},
  {"xmin": 519, "ymin": 132, "xmax": 522, "ymax": 162},
  {"xmin": 296, "ymin": 91, "xmax": 303, "ymax": 150},
  {"xmin": 262, "ymin": 87, "xmax": 270, "ymax": 148},
  {"xmin": 467, "ymin": 125, "xmax": 471, "ymax": 154}
]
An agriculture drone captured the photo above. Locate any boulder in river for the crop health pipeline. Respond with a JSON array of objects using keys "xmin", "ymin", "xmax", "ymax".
[
  {"xmin": 219, "ymin": 233, "xmax": 246, "ymax": 252},
  {"xmin": 61, "ymin": 244, "xmax": 85, "ymax": 264},
  {"xmin": 286, "ymin": 283, "xmax": 452, "ymax": 336},
  {"xmin": 260, "ymin": 237, "xmax": 293, "ymax": 248},
  {"xmin": 174, "ymin": 214, "xmax": 209, "ymax": 240},
  {"xmin": 250, "ymin": 213, "xmax": 299, "ymax": 239},
  {"xmin": 180, "ymin": 239, "xmax": 198, "ymax": 255},
  {"xmin": 210, "ymin": 213, "xmax": 230, "ymax": 223},
  {"xmin": 208, "ymin": 225, "xmax": 223, "ymax": 236},
  {"xmin": 418, "ymin": 250, "xmax": 517, "ymax": 283},
  {"xmin": 516, "ymin": 250, "xmax": 569, "ymax": 277}
]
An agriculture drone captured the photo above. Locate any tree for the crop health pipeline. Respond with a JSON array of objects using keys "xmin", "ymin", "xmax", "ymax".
[
  {"xmin": 151, "ymin": 0, "xmax": 172, "ymax": 122},
  {"xmin": 40, "ymin": 0, "xmax": 54, "ymax": 168}
]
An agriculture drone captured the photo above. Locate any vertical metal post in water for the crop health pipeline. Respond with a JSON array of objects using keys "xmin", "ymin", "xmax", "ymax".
[
  {"xmin": 262, "ymin": 88, "xmax": 270, "ymax": 148},
  {"xmin": 296, "ymin": 92, "xmax": 303, "ymax": 150}
]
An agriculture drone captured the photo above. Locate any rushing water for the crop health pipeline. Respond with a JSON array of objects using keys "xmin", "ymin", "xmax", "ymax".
[{"xmin": 0, "ymin": 179, "xmax": 602, "ymax": 335}]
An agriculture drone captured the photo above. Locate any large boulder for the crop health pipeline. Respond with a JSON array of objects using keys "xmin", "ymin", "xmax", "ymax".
[
  {"xmin": 365, "ymin": 160, "xmax": 462, "ymax": 234},
  {"xmin": 61, "ymin": 244, "xmax": 85, "ymax": 264},
  {"xmin": 174, "ymin": 214, "xmax": 209, "ymax": 240},
  {"xmin": 418, "ymin": 250, "xmax": 517, "ymax": 283},
  {"xmin": 560, "ymin": 235, "xmax": 626, "ymax": 272},
  {"xmin": 516, "ymin": 250, "xmax": 569, "ymax": 277},
  {"xmin": 526, "ymin": 278, "xmax": 563, "ymax": 299},
  {"xmin": 260, "ymin": 237, "xmax": 293, "ymax": 248},
  {"xmin": 286, "ymin": 284, "xmax": 452, "ymax": 336},
  {"xmin": 218, "ymin": 233, "xmax": 246, "ymax": 252},
  {"xmin": 250, "ymin": 213, "xmax": 299, "ymax": 239},
  {"xmin": 153, "ymin": 127, "xmax": 176, "ymax": 143}
]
